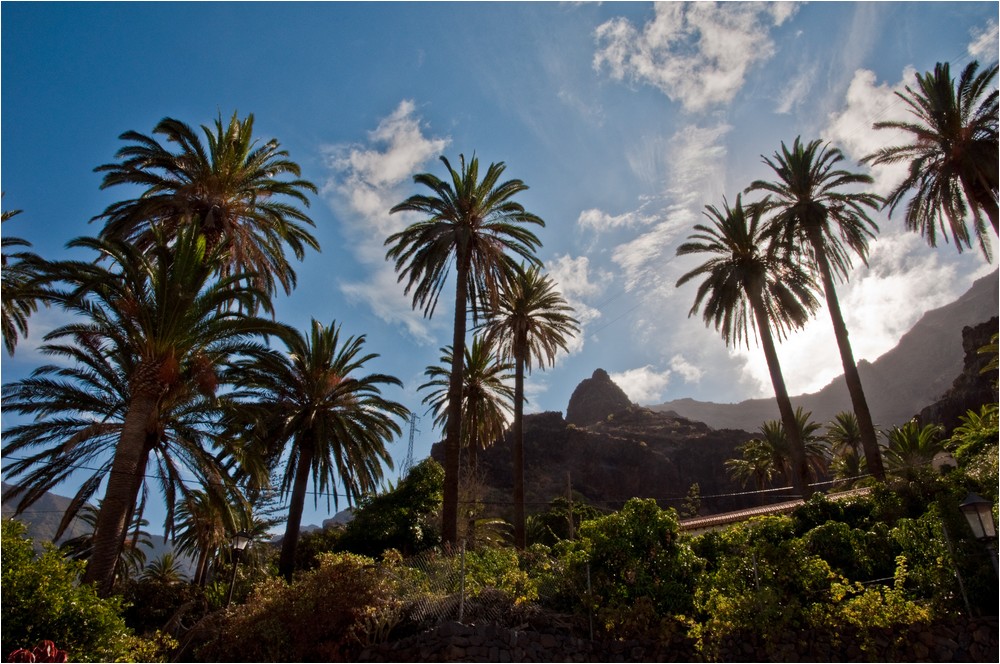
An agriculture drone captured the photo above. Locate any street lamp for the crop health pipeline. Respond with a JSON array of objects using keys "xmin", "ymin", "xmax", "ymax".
[
  {"xmin": 225, "ymin": 531, "xmax": 253, "ymax": 607},
  {"xmin": 959, "ymin": 493, "xmax": 998, "ymax": 575}
]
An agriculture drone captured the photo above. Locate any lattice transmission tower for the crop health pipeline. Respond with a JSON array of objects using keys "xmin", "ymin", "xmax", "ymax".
[{"xmin": 402, "ymin": 412, "xmax": 420, "ymax": 476}]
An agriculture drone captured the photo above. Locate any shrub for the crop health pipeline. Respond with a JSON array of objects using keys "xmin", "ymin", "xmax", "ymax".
[
  {"xmin": 554, "ymin": 498, "xmax": 702, "ymax": 634},
  {"xmin": 1, "ymin": 519, "xmax": 171, "ymax": 662},
  {"xmin": 194, "ymin": 552, "xmax": 402, "ymax": 662}
]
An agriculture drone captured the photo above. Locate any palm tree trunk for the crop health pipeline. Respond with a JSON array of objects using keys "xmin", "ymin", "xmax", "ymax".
[
  {"xmin": 750, "ymin": 291, "xmax": 811, "ymax": 499},
  {"xmin": 809, "ymin": 233, "xmax": 886, "ymax": 481},
  {"xmin": 442, "ymin": 254, "xmax": 470, "ymax": 547},
  {"xmin": 512, "ymin": 335, "xmax": 527, "ymax": 549},
  {"xmin": 82, "ymin": 390, "xmax": 157, "ymax": 597},
  {"xmin": 279, "ymin": 443, "xmax": 314, "ymax": 581}
]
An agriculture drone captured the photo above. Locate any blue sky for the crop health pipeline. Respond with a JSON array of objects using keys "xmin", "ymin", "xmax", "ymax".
[{"xmin": 2, "ymin": 2, "xmax": 998, "ymax": 529}]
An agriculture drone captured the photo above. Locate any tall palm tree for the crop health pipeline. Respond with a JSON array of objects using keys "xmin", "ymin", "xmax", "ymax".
[
  {"xmin": 420, "ymin": 337, "xmax": 515, "ymax": 471},
  {"xmin": 7, "ymin": 227, "xmax": 281, "ymax": 596},
  {"xmin": 2, "ymin": 202, "xmax": 45, "ymax": 355},
  {"xmin": 676, "ymin": 194, "xmax": 820, "ymax": 497},
  {"xmin": 482, "ymin": 265, "xmax": 579, "ymax": 548},
  {"xmin": 92, "ymin": 112, "xmax": 319, "ymax": 300},
  {"xmin": 228, "ymin": 319, "xmax": 408, "ymax": 581},
  {"xmin": 386, "ymin": 153, "xmax": 544, "ymax": 545},
  {"xmin": 864, "ymin": 61, "xmax": 998, "ymax": 259},
  {"xmin": 746, "ymin": 137, "xmax": 887, "ymax": 482}
]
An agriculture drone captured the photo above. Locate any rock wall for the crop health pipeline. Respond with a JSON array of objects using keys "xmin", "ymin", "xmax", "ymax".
[{"xmin": 358, "ymin": 617, "xmax": 998, "ymax": 662}]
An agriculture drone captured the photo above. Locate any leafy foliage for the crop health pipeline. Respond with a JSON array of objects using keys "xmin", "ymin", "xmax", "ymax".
[
  {"xmin": 336, "ymin": 458, "xmax": 444, "ymax": 560},
  {"xmin": 1, "ymin": 519, "xmax": 171, "ymax": 663},
  {"xmin": 194, "ymin": 552, "xmax": 401, "ymax": 662}
]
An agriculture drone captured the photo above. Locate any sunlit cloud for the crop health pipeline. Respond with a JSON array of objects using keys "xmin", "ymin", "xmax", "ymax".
[
  {"xmin": 609, "ymin": 364, "xmax": 672, "ymax": 404},
  {"xmin": 825, "ymin": 67, "xmax": 917, "ymax": 197},
  {"xmin": 594, "ymin": 2, "xmax": 799, "ymax": 111},
  {"xmin": 322, "ymin": 100, "xmax": 451, "ymax": 343}
]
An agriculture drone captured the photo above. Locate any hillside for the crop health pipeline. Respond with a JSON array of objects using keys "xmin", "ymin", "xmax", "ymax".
[{"xmin": 652, "ymin": 270, "xmax": 999, "ymax": 430}]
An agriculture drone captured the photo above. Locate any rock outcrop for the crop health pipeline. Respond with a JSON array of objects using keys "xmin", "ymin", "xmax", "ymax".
[
  {"xmin": 565, "ymin": 369, "xmax": 632, "ymax": 427},
  {"xmin": 918, "ymin": 317, "xmax": 998, "ymax": 433}
]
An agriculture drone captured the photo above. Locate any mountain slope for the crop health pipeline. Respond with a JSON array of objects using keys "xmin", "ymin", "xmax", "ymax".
[{"xmin": 652, "ymin": 270, "xmax": 999, "ymax": 430}]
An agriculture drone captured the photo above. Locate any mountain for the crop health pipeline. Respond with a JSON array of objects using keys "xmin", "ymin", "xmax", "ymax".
[
  {"xmin": 2, "ymin": 482, "xmax": 195, "ymax": 573},
  {"xmin": 652, "ymin": 270, "xmax": 999, "ymax": 430}
]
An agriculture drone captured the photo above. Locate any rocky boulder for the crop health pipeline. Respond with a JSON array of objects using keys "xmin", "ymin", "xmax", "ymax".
[{"xmin": 565, "ymin": 369, "xmax": 633, "ymax": 427}]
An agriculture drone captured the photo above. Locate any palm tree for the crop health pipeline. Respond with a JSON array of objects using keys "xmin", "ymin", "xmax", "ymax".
[
  {"xmin": 141, "ymin": 552, "xmax": 187, "ymax": 585},
  {"xmin": 726, "ymin": 437, "xmax": 781, "ymax": 502},
  {"xmin": 883, "ymin": 419, "xmax": 945, "ymax": 480},
  {"xmin": 676, "ymin": 194, "xmax": 820, "ymax": 497},
  {"xmin": 2, "ymin": 202, "xmax": 45, "ymax": 355},
  {"xmin": 386, "ymin": 153, "xmax": 544, "ymax": 545},
  {"xmin": 419, "ymin": 337, "xmax": 515, "ymax": 471},
  {"xmin": 92, "ymin": 112, "xmax": 319, "ymax": 301},
  {"xmin": 59, "ymin": 503, "xmax": 151, "ymax": 584},
  {"xmin": 824, "ymin": 411, "xmax": 867, "ymax": 487},
  {"xmin": 482, "ymin": 265, "xmax": 579, "ymax": 548},
  {"xmin": 746, "ymin": 137, "xmax": 887, "ymax": 482},
  {"xmin": 7, "ymin": 227, "xmax": 282, "ymax": 596},
  {"xmin": 228, "ymin": 319, "xmax": 408, "ymax": 581},
  {"xmin": 864, "ymin": 61, "xmax": 998, "ymax": 259},
  {"xmin": 173, "ymin": 489, "xmax": 237, "ymax": 587}
]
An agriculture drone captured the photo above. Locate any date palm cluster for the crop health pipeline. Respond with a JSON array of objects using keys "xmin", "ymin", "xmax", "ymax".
[{"xmin": 678, "ymin": 60, "xmax": 996, "ymax": 498}]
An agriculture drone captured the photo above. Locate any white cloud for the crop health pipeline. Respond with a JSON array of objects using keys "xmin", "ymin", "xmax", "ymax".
[
  {"xmin": 546, "ymin": 253, "xmax": 610, "ymax": 356},
  {"xmin": 969, "ymin": 20, "xmax": 999, "ymax": 61},
  {"xmin": 825, "ymin": 67, "xmax": 918, "ymax": 197},
  {"xmin": 322, "ymin": 100, "xmax": 450, "ymax": 342},
  {"xmin": 577, "ymin": 207, "xmax": 656, "ymax": 233},
  {"xmin": 594, "ymin": 2, "xmax": 799, "ymax": 111},
  {"xmin": 669, "ymin": 354, "xmax": 704, "ymax": 383},
  {"xmin": 609, "ymin": 364, "xmax": 673, "ymax": 404}
]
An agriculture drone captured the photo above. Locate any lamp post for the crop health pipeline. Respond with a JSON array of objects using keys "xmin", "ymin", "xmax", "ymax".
[
  {"xmin": 959, "ymin": 493, "xmax": 998, "ymax": 576},
  {"xmin": 225, "ymin": 531, "xmax": 252, "ymax": 607}
]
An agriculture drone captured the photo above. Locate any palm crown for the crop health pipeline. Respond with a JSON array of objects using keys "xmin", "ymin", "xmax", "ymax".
[
  {"xmin": 864, "ymin": 60, "xmax": 998, "ymax": 260},
  {"xmin": 93, "ymin": 112, "xmax": 319, "ymax": 299}
]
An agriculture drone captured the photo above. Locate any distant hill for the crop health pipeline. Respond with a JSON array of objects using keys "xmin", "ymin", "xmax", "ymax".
[
  {"xmin": 2, "ymin": 482, "xmax": 195, "ymax": 573},
  {"xmin": 652, "ymin": 270, "xmax": 999, "ymax": 430}
]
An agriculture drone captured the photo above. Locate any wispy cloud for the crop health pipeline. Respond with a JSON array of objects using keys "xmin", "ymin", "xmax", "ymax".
[
  {"xmin": 610, "ymin": 122, "xmax": 731, "ymax": 289},
  {"xmin": 594, "ymin": 2, "xmax": 799, "ymax": 111},
  {"xmin": 776, "ymin": 62, "xmax": 817, "ymax": 114},
  {"xmin": 322, "ymin": 100, "xmax": 450, "ymax": 343},
  {"xmin": 547, "ymin": 253, "xmax": 610, "ymax": 356},
  {"xmin": 969, "ymin": 19, "xmax": 999, "ymax": 61}
]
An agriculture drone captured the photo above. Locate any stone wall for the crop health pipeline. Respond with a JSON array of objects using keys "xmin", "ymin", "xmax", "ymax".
[{"xmin": 358, "ymin": 617, "xmax": 998, "ymax": 662}]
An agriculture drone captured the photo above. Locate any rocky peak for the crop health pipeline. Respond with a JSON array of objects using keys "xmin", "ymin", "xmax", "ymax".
[{"xmin": 565, "ymin": 368, "xmax": 633, "ymax": 427}]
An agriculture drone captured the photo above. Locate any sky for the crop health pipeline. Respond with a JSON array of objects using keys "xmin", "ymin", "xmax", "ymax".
[{"xmin": 2, "ymin": 1, "xmax": 998, "ymax": 529}]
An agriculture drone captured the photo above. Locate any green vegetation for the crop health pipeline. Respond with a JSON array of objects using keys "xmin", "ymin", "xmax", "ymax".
[
  {"xmin": 1, "ymin": 520, "xmax": 172, "ymax": 662},
  {"xmin": 1, "ymin": 55, "xmax": 996, "ymax": 659}
]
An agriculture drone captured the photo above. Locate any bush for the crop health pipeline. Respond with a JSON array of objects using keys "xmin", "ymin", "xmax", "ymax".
[
  {"xmin": 194, "ymin": 552, "xmax": 402, "ymax": 662},
  {"xmin": 1, "ymin": 519, "xmax": 171, "ymax": 662},
  {"xmin": 552, "ymin": 498, "xmax": 702, "ymax": 636}
]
